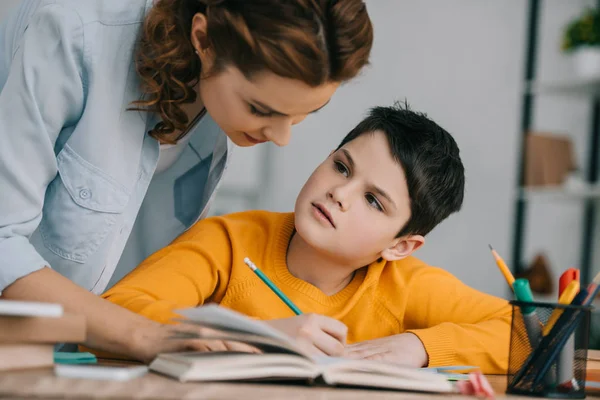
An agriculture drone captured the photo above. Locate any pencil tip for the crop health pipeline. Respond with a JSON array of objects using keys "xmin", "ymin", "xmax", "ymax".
[
  {"xmin": 488, "ymin": 244, "xmax": 493, "ymax": 251},
  {"xmin": 594, "ymin": 271, "xmax": 600, "ymax": 285}
]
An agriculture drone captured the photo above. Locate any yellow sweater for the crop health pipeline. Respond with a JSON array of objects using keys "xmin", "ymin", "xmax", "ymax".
[{"xmin": 103, "ymin": 211, "xmax": 511, "ymax": 373}]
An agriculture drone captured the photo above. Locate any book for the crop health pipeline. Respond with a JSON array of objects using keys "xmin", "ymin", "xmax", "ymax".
[
  {"xmin": 0, "ymin": 314, "xmax": 86, "ymax": 344},
  {"xmin": 0, "ymin": 300, "xmax": 87, "ymax": 371},
  {"xmin": 149, "ymin": 305, "xmax": 454, "ymax": 393},
  {"xmin": 588, "ymin": 349, "xmax": 600, "ymax": 362},
  {"xmin": 0, "ymin": 343, "xmax": 54, "ymax": 371},
  {"xmin": 0, "ymin": 300, "xmax": 63, "ymax": 318},
  {"xmin": 586, "ymin": 349, "xmax": 600, "ymax": 392}
]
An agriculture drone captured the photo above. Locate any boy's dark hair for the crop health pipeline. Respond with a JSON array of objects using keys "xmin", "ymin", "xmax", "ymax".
[{"xmin": 335, "ymin": 101, "xmax": 465, "ymax": 237}]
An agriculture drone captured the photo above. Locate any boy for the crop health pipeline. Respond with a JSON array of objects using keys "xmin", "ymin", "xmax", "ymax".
[{"xmin": 103, "ymin": 103, "xmax": 511, "ymax": 373}]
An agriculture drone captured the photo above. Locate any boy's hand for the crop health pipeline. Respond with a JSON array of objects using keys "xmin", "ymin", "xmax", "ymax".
[
  {"xmin": 344, "ymin": 333, "xmax": 428, "ymax": 368},
  {"xmin": 264, "ymin": 314, "xmax": 348, "ymax": 357}
]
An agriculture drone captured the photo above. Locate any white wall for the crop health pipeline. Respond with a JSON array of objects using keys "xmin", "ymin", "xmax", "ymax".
[{"xmin": 220, "ymin": 0, "xmax": 597, "ymax": 298}]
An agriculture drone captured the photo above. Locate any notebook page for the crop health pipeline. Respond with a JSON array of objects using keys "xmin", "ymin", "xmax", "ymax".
[{"xmin": 177, "ymin": 305, "xmax": 293, "ymax": 345}]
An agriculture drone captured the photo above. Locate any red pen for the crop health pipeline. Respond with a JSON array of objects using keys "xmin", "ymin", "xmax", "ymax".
[{"xmin": 558, "ymin": 268, "xmax": 579, "ymax": 298}]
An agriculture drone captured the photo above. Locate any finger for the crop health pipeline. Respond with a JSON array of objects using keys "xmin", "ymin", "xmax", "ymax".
[
  {"xmin": 181, "ymin": 339, "xmax": 256, "ymax": 353},
  {"xmin": 364, "ymin": 352, "xmax": 390, "ymax": 362},
  {"xmin": 175, "ymin": 323, "xmax": 225, "ymax": 334},
  {"xmin": 204, "ymin": 340, "xmax": 229, "ymax": 352},
  {"xmin": 223, "ymin": 341, "xmax": 262, "ymax": 353},
  {"xmin": 345, "ymin": 346, "xmax": 386, "ymax": 360},
  {"xmin": 169, "ymin": 326, "xmax": 257, "ymax": 353},
  {"xmin": 365, "ymin": 351, "xmax": 414, "ymax": 366},
  {"xmin": 344, "ymin": 340, "xmax": 374, "ymax": 349},
  {"xmin": 315, "ymin": 316, "xmax": 348, "ymax": 344},
  {"xmin": 294, "ymin": 338, "xmax": 328, "ymax": 357},
  {"xmin": 182, "ymin": 339, "xmax": 228, "ymax": 352},
  {"xmin": 169, "ymin": 324, "xmax": 219, "ymax": 339},
  {"xmin": 310, "ymin": 329, "xmax": 346, "ymax": 356},
  {"xmin": 305, "ymin": 343, "xmax": 327, "ymax": 357},
  {"xmin": 180, "ymin": 339, "xmax": 212, "ymax": 352},
  {"xmin": 309, "ymin": 344, "xmax": 327, "ymax": 357}
]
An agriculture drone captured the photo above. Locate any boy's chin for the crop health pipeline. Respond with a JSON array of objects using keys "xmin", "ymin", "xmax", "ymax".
[
  {"xmin": 293, "ymin": 227, "xmax": 383, "ymax": 267},
  {"xmin": 293, "ymin": 218, "xmax": 330, "ymax": 250}
]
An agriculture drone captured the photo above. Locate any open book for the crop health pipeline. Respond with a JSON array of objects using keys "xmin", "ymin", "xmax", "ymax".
[{"xmin": 149, "ymin": 305, "xmax": 455, "ymax": 393}]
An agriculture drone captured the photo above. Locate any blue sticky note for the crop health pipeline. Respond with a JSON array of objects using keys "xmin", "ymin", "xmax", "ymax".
[
  {"xmin": 53, "ymin": 351, "xmax": 97, "ymax": 364},
  {"xmin": 423, "ymin": 365, "xmax": 479, "ymax": 381}
]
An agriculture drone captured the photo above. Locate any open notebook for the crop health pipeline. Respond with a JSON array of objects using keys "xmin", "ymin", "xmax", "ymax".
[{"xmin": 149, "ymin": 305, "xmax": 455, "ymax": 393}]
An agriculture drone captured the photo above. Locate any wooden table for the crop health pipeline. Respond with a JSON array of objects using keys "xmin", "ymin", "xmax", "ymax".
[{"xmin": 1, "ymin": 367, "xmax": 596, "ymax": 399}]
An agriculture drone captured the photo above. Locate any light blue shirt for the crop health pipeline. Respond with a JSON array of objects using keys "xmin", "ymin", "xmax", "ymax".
[{"xmin": 0, "ymin": 0, "xmax": 233, "ymax": 294}]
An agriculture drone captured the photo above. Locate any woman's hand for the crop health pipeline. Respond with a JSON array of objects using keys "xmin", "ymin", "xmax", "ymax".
[
  {"xmin": 344, "ymin": 333, "xmax": 429, "ymax": 368},
  {"xmin": 125, "ymin": 312, "xmax": 348, "ymax": 362},
  {"xmin": 130, "ymin": 320, "xmax": 260, "ymax": 363},
  {"xmin": 264, "ymin": 313, "xmax": 348, "ymax": 357}
]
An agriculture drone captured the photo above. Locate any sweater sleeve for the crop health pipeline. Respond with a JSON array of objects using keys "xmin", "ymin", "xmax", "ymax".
[
  {"xmin": 402, "ymin": 267, "xmax": 512, "ymax": 374},
  {"xmin": 102, "ymin": 217, "xmax": 234, "ymax": 324}
]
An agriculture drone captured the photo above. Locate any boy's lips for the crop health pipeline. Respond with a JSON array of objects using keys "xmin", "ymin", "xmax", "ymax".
[{"xmin": 311, "ymin": 202, "xmax": 335, "ymax": 228}]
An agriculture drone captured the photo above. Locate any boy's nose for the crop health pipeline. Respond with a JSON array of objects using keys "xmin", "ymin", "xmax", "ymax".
[{"xmin": 328, "ymin": 188, "xmax": 349, "ymax": 211}]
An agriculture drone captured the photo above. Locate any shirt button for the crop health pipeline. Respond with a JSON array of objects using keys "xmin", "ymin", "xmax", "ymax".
[{"xmin": 79, "ymin": 188, "xmax": 91, "ymax": 199}]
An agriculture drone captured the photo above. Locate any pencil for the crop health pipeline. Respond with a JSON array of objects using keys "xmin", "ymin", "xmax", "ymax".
[
  {"xmin": 243, "ymin": 257, "xmax": 303, "ymax": 315},
  {"xmin": 542, "ymin": 279, "xmax": 580, "ymax": 336},
  {"xmin": 488, "ymin": 244, "xmax": 515, "ymax": 289},
  {"xmin": 583, "ymin": 271, "xmax": 600, "ymax": 305}
]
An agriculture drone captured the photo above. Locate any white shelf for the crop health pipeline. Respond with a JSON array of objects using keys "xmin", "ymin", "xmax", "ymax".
[
  {"xmin": 526, "ymin": 78, "xmax": 600, "ymax": 96},
  {"xmin": 520, "ymin": 185, "xmax": 600, "ymax": 201}
]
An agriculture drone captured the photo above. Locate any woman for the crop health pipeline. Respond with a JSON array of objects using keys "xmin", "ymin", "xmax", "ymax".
[{"xmin": 0, "ymin": 0, "xmax": 373, "ymax": 361}]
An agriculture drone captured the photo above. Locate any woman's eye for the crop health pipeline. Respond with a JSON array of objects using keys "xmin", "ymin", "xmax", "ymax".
[
  {"xmin": 366, "ymin": 193, "xmax": 383, "ymax": 211},
  {"xmin": 334, "ymin": 161, "xmax": 349, "ymax": 177},
  {"xmin": 249, "ymin": 104, "xmax": 272, "ymax": 117}
]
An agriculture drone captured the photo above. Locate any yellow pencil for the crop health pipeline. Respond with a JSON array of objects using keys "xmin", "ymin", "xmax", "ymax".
[
  {"xmin": 542, "ymin": 280, "xmax": 580, "ymax": 336},
  {"xmin": 488, "ymin": 244, "xmax": 515, "ymax": 289}
]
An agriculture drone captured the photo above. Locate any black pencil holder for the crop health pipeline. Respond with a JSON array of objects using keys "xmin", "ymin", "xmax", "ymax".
[{"xmin": 507, "ymin": 300, "xmax": 591, "ymax": 398}]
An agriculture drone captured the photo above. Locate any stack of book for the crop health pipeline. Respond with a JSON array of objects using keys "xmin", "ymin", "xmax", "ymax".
[
  {"xmin": 586, "ymin": 349, "xmax": 600, "ymax": 392},
  {"xmin": 0, "ymin": 299, "xmax": 85, "ymax": 371}
]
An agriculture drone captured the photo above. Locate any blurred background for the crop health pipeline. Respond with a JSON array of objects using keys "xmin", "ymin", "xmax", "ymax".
[{"xmin": 3, "ymin": 0, "xmax": 600, "ymax": 344}]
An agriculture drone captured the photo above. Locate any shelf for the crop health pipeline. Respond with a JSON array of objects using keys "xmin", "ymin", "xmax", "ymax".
[
  {"xmin": 519, "ymin": 185, "xmax": 600, "ymax": 201},
  {"xmin": 526, "ymin": 78, "xmax": 600, "ymax": 96}
]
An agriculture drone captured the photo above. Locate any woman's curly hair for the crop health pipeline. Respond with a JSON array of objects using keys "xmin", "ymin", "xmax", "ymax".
[{"xmin": 131, "ymin": 0, "xmax": 373, "ymax": 142}]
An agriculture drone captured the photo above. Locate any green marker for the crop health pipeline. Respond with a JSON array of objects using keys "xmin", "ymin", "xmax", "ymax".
[
  {"xmin": 514, "ymin": 279, "xmax": 535, "ymax": 313},
  {"xmin": 513, "ymin": 278, "xmax": 541, "ymax": 347}
]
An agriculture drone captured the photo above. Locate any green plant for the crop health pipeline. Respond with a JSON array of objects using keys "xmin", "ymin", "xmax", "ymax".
[{"xmin": 562, "ymin": 8, "xmax": 600, "ymax": 52}]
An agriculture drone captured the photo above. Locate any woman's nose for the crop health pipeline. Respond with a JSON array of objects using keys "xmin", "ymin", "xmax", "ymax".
[{"xmin": 262, "ymin": 120, "xmax": 292, "ymax": 147}]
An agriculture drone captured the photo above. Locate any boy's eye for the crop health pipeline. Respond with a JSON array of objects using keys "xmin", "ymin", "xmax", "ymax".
[
  {"xmin": 334, "ymin": 160, "xmax": 349, "ymax": 177},
  {"xmin": 249, "ymin": 104, "xmax": 272, "ymax": 117},
  {"xmin": 366, "ymin": 193, "xmax": 383, "ymax": 212}
]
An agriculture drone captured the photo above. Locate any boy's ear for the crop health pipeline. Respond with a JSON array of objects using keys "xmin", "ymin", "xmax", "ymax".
[{"xmin": 380, "ymin": 235, "xmax": 425, "ymax": 261}]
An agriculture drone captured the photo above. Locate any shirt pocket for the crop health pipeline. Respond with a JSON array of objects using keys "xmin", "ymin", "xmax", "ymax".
[{"xmin": 40, "ymin": 145, "xmax": 130, "ymax": 264}]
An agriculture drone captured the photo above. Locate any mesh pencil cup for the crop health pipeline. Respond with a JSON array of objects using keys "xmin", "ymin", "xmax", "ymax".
[{"xmin": 506, "ymin": 300, "xmax": 591, "ymax": 398}]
